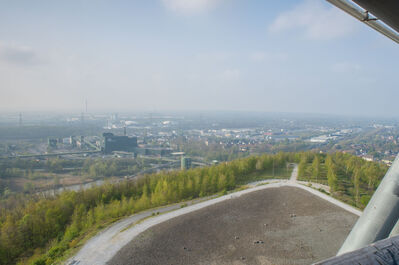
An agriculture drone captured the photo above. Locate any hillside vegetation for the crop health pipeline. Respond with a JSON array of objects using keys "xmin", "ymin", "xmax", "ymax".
[
  {"xmin": 298, "ymin": 152, "xmax": 387, "ymax": 208},
  {"xmin": 0, "ymin": 152, "xmax": 388, "ymax": 265}
]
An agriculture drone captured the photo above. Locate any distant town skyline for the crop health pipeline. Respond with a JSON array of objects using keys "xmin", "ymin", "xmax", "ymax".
[{"xmin": 1, "ymin": 0, "xmax": 398, "ymax": 117}]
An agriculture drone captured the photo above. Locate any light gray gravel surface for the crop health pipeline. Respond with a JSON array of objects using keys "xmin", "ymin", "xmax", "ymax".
[
  {"xmin": 68, "ymin": 165, "xmax": 360, "ymax": 265},
  {"xmin": 108, "ymin": 186, "xmax": 358, "ymax": 265}
]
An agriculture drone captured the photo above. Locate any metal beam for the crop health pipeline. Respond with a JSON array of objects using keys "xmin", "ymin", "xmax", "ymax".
[
  {"xmin": 326, "ymin": 0, "xmax": 399, "ymax": 44},
  {"xmin": 317, "ymin": 234, "xmax": 399, "ymax": 265},
  {"xmin": 338, "ymin": 153, "xmax": 399, "ymax": 255}
]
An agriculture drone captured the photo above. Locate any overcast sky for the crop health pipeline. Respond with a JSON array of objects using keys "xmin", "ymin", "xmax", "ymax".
[{"xmin": 0, "ymin": 0, "xmax": 398, "ymax": 116}]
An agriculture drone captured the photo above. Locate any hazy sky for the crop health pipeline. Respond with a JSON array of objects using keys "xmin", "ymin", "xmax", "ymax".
[{"xmin": 0, "ymin": 0, "xmax": 398, "ymax": 116}]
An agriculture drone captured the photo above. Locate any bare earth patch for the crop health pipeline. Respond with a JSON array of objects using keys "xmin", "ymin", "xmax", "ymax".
[{"xmin": 108, "ymin": 187, "xmax": 357, "ymax": 265}]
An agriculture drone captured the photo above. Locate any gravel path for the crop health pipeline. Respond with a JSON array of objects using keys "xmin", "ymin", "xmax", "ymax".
[
  {"xmin": 109, "ymin": 186, "xmax": 358, "ymax": 265},
  {"xmin": 290, "ymin": 164, "xmax": 298, "ymax": 182},
  {"xmin": 67, "ymin": 165, "xmax": 361, "ymax": 265}
]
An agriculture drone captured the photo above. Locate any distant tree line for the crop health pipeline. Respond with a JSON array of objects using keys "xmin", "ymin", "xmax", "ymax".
[
  {"xmin": 0, "ymin": 158, "xmax": 84, "ymax": 178},
  {"xmin": 0, "ymin": 158, "xmax": 153, "ymax": 195}
]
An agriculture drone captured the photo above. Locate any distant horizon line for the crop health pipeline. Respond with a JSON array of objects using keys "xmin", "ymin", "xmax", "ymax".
[{"xmin": 0, "ymin": 109, "xmax": 397, "ymax": 121}]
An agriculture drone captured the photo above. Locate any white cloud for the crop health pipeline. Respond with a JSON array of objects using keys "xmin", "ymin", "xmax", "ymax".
[
  {"xmin": 269, "ymin": 0, "xmax": 359, "ymax": 40},
  {"xmin": 249, "ymin": 51, "xmax": 288, "ymax": 62},
  {"xmin": 161, "ymin": 0, "xmax": 222, "ymax": 14},
  {"xmin": 196, "ymin": 51, "xmax": 231, "ymax": 62},
  {"xmin": 0, "ymin": 42, "xmax": 37, "ymax": 65},
  {"xmin": 220, "ymin": 68, "xmax": 240, "ymax": 81}
]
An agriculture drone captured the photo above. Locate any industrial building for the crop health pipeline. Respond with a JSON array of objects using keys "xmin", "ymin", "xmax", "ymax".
[
  {"xmin": 181, "ymin": 157, "xmax": 192, "ymax": 170},
  {"xmin": 103, "ymin": 133, "xmax": 138, "ymax": 154},
  {"xmin": 47, "ymin": 138, "xmax": 57, "ymax": 148}
]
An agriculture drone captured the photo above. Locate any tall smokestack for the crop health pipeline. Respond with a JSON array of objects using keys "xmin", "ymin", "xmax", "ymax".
[{"xmin": 124, "ymin": 126, "xmax": 126, "ymax": 136}]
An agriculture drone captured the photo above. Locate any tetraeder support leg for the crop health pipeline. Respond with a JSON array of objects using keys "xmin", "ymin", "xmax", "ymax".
[{"xmin": 338, "ymin": 153, "xmax": 399, "ymax": 255}]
